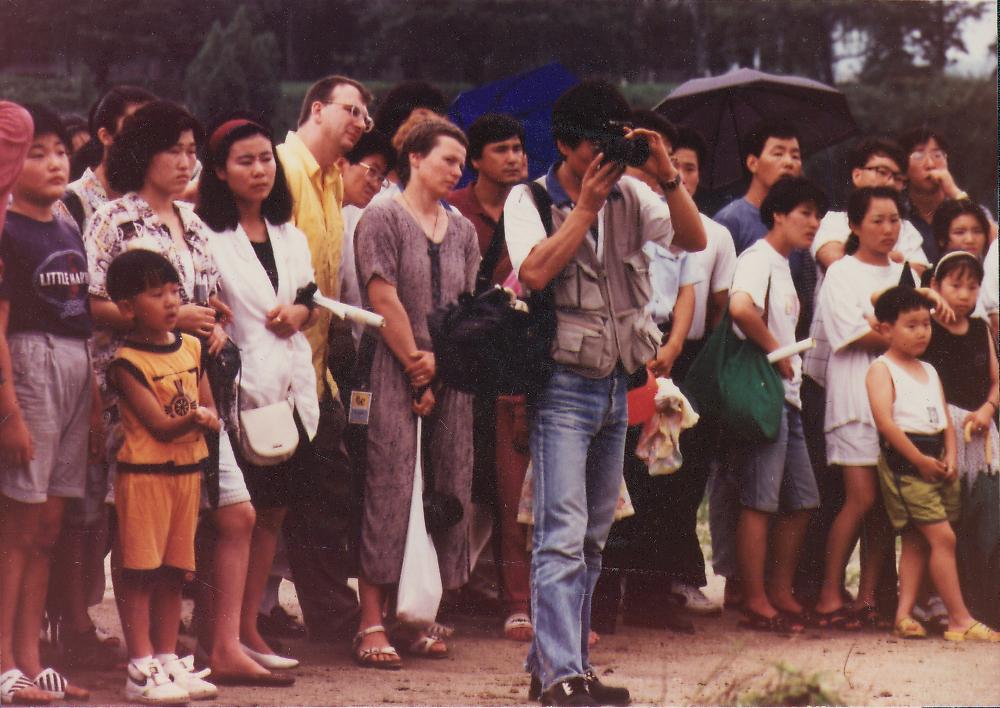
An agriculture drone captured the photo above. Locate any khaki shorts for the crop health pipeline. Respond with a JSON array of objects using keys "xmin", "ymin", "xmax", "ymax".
[
  {"xmin": 114, "ymin": 471, "xmax": 200, "ymax": 572},
  {"xmin": 877, "ymin": 455, "xmax": 960, "ymax": 531}
]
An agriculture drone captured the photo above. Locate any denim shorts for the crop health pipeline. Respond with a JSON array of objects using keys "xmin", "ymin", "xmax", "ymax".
[{"xmin": 738, "ymin": 404, "xmax": 820, "ymax": 513}]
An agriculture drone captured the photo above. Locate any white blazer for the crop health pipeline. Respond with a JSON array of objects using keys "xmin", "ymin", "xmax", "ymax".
[{"xmin": 210, "ymin": 220, "xmax": 320, "ymax": 439}]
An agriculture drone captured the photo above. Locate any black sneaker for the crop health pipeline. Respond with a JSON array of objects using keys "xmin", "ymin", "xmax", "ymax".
[
  {"xmin": 584, "ymin": 670, "xmax": 631, "ymax": 706},
  {"xmin": 540, "ymin": 676, "xmax": 597, "ymax": 707}
]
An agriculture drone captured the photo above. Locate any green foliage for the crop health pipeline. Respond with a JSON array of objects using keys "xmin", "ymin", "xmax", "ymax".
[
  {"xmin": 184, "ymin": 7, "xmax": 281, "ymax": 127},
  {"xmin": 0, "ymin": 72, "xmax": 98, "ymax": 114},
  {"xmin": 714, "ymin": 662, "xmax": 845, "ymax": 706}
]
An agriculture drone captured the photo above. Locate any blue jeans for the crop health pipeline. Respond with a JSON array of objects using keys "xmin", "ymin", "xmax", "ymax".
[{"xmin": 526, "ymin": 365, "xmax": 628, "ymax": 690}]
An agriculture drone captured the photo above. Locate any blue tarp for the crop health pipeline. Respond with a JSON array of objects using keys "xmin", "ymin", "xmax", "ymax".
[{"xmin": 449, "ymin": 62, "xmax": 579, "ymax": 187}]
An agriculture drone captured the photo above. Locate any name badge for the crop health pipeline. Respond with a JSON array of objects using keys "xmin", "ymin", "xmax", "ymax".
[{"xmin": 349, "ymin": 390, "xmax": 372, "ymax": 425}]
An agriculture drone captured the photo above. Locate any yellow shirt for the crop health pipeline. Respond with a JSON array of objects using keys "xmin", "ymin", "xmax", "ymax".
[
  {"xmin": 113, "ymin": 333, "xmax": 208, "ymax": 473},
  {"xmin": 277, "ymin": 131, "xmax": 345, "ymax": 398}
]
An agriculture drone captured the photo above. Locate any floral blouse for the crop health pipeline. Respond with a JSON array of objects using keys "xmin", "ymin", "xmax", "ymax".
[{"xmin": 85, "ymin": 191, "xmax": 219, "ymax": 397}]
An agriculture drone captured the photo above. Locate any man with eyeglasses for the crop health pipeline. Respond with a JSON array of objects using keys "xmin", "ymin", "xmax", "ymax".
[
  {"xmin": 274, "ymin": 74, "xmax": 374, "ymax": 645},
  {"xmin": 898, "ymin": 127, "xmax": 996, "ymax": 262}
]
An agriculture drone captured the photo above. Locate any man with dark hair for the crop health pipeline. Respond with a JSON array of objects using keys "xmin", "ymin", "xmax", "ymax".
[
  {"xmin": 714, "ymin": 121, "xmax": 802, "ymax": 255},
  {"xmin": 276, "ymin": 74, "xmax": 373, "ymax": 643},
  {"xmin": 447, "ymin": 113, "xmax": 532, "ymax": 642},
  {"xmin": 504, "ymin": 80, "xmax": 704, "ymax": 706},
  {"xmin": 898, "ymin": 127, "xmax": 995, "ymax": 262},
  {"xmin": 590, "ymin": 110, "xmax": 712, "ymax": 634},
  {"xmin": 709, "ymin": 120, "xmax": 803, "ymax": 609},
  {"xmin": 729, "ymin": 175, "xmax": 827, "ymax": 633}
]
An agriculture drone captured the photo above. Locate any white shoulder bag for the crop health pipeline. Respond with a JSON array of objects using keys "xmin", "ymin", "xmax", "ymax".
[
  {"xmin": 237, "ymin": 398, "xmax": 299, "ymax": 467},
  {"xmin": 395, "ymin": 417, "xmax": 443, "ymax": 626}
]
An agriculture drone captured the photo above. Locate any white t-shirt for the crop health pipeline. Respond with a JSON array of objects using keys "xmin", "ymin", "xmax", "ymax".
[
  {"xmin": 980, "ymin": 238, "xmax": 998, "ymax": 317},
  {"xmin": 819, "ymin": 255, "xmax": 904, "ymax": 431},
  {"xmin": 730, "ymin": 239, "xmax": 802, "ymax": 408},
  {"xmin": 810, "ymin": 210, "xmax": 927, "ymax": 301},
  {"xmin": 503, "ymin": 175, "xmax": 674, "ymax": 279},
  {"xmin": 689, "ymin": 213, "xmax": 736, "ymax": 340}
]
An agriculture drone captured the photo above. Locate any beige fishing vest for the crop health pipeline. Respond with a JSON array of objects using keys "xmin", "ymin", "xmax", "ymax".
[{"xmin": 541, "ymin": 177, "xmax": 665, "ymax": 379}]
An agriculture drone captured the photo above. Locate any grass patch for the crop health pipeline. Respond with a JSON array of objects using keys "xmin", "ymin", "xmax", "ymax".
[{"xmin": 710, "ymin": 661, "xmax": 845, "ymax": 706}]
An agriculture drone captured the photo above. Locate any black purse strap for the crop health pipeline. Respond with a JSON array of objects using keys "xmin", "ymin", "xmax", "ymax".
[{"xmin": 476, "ymin": 180, "xmax": 554, "ymax": 294}]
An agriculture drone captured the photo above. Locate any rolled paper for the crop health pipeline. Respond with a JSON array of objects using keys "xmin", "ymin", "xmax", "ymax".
[
  {"xmin": 313, "ymin": 293, "xmax": 386, "ymax": 328},
  {"xmin": 766, "ymin": 338, "xmax": 816, "ymax": 363}
]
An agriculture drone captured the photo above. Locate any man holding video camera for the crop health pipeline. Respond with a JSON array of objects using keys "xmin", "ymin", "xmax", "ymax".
[{"xmin": 503, "ymin": 81, "xmax": 705, "ymax": 706}]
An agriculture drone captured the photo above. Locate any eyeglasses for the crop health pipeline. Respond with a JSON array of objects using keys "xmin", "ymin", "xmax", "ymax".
[
  {"xmin": 909, "ymin": 149, "xmax": 947, "ymax": 163},
  {"xmin": 357, "ymin": 161, "xmax": 389, "ymax": 188},
  {"xmin": 323, "ymin": 101, "xmax": 374, "ymax": 132},
  {"xmin": 861, "ymin": 165, "xmax": 908, "ymax": 186}
]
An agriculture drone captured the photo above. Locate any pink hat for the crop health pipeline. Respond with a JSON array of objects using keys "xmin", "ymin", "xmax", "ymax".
[{"xmin": 0, "ymin": 101, "xmax": 35, "ymax": 232}]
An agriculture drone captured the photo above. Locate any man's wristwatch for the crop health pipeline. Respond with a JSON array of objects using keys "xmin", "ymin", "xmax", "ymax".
[{"xmin": 660, "ymin": 173, "xmax": 682, "ymax": 192}]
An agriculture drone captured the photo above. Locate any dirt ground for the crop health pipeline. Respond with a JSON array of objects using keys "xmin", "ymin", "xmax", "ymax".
[{"xmin": 72, "ymin": 569, "xmax": 1000, "ymax": 707}]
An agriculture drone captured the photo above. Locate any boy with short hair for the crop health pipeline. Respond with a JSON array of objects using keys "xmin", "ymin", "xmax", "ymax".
[
  {"xmin": 867, "ymin": 286, "xmax": 999, "ymax": 642},
  {"xmin": 0, "ymin": 104, "xmax": 94, "ymax": 704},
  {"xmin": 106, "ymin": 249, "xmax": 222, "ymax": 704}
]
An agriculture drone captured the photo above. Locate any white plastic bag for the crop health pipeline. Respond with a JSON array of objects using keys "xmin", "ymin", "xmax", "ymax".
[{"xmin": 395, "ymin": 417, "xmax": 443, "ymax": 626}]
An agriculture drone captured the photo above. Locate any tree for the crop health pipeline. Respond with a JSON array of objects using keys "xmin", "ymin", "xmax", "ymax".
[{"xmin": 184, "ymin": 7, "xmax": 281, "ymax": 126}]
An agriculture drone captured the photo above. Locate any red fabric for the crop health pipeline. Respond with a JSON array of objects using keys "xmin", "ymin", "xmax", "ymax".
[
  {"xmin": 0, "ymin": 102, "xmax": 34, "ymax": 232},
  {"xmin": 448, "ymin": 184, "xmax": 510, "ymax": 285},
  {"xmin": 494, "ymin": 394, "xmax": 531, "ymax": 614}
]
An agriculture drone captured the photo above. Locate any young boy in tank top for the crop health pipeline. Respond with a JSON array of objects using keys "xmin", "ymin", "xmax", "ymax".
[{"xmin": 866, "ymin": 286, "xmax": 999, "ymax": 642}]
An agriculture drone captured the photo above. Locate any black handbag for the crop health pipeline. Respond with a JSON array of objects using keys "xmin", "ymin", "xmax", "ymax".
[{"xmin": 427, "ymin": 181, "xmax": 556, "ymax": 397}]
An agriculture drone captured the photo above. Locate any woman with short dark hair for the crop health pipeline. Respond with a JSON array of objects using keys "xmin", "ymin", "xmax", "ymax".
[
  {"xmin": 84, "ymin": 102, "xmax": 231, "ymax": 692},
  {"xmin": 352, "ymin": 118, "xmax": 479, "ymax": 668}
]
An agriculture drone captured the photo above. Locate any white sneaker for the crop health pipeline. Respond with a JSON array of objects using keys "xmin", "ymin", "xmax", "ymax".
[
  {"xmin": 157, "ymin": 654, "xmax": 218, "ymax": 701},
  {"xmin": 125, "ymin": 659, "xmax": 190, "ymax": 706},
  {"xmin": 671, "ymin": 582, "xmax": 722, "ymax": 615}
]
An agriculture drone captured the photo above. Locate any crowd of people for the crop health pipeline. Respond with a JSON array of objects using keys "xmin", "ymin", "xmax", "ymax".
[{"xmin": 0, "ymin": 70, "xmax": 997, "ymax": 707}]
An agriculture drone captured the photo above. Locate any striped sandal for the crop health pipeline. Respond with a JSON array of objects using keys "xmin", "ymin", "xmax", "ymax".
[
  {"xmin": 1, "ymin": 668, "xmax": 54, "ymax": 705},
  {"xmin": 33, "ymin": 667, "xmax": 90, "ymax": 701}
]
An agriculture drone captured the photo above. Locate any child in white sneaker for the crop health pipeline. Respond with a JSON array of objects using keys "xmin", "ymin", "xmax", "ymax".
[{"xmin": 106, "ymin": 250, "xmax": 222, "ymax": 703}]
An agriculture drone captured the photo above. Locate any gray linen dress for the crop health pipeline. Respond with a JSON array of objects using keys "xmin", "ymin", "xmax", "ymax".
[{"xmin": 354, "ymin": 198, "xmax": 481, "ymax": 589}]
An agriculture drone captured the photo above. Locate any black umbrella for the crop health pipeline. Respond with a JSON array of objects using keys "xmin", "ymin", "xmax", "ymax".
[{"xmin": 654, "ymin": 67, "xmax": 859, "ymax": 190}]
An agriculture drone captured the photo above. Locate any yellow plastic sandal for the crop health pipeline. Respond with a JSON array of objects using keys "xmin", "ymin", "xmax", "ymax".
[
  {"xmin": 894, "ymin": 616, "xmax": 927, "ymax": 639},
  {"xmin": 943, "ymin": 621, "xmax": 1000, "ymax": 643}
]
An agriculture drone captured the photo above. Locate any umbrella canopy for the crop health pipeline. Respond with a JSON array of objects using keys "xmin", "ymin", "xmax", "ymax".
[
  {"xmin": 654, "ymin": 67, "xmax": 859, "ymax": 190},
  {"xmin": 449, "ymin": 62, "xmax": 578, "ymax": 186}
]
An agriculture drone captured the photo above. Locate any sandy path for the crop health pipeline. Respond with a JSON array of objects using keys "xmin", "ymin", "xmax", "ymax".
[{"xmin": 72, "ymin": 571, "xmax": 1000, "ymax": 706}]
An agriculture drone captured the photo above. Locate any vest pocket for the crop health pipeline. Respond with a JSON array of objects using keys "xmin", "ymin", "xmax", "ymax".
[
  {"xmin": 623, "ymin": 249, "xmax": 652, "ymax": 307},
  {"xmin": 551, "ymin": 320, "xmax": 607, "ymax": 370},
  {"xmin": 552, "ymin": 261, "xmax": 605, "ymax": 312}
]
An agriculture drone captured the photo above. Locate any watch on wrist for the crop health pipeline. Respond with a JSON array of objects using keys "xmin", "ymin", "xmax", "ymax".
[{"xmin": 661, "ymin": 173, "xmax": 682, "ymax": 192}]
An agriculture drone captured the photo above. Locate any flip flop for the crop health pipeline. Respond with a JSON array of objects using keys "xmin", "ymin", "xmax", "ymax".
[
  {"xmin": 810, "ymin": 606, "xmax": 862, "ymax": 631},
  {"xmin": 894, "ymin": 616, "xmax": 928, "ymax": 639},
  {"xmin": 943, "ymin": 621, "xmax": 1000, "ymax": 643},
  {"xmin": 33, "ymin": 668, "xmax": 90, "ymax": 701},
  {"xmin": 739, "ymin": 608, "xmax": 804, "ymax": 634},
  {"xmin": 1, "ymin": 669, "xmax": 54, "ymax": 705},
  {"xmin": 403, "ymin": 634, "xmax": 448, "ymax": 659},
  {"xmin": 503, "ymin": 612, "xmax": 534, "ymax": 641}
]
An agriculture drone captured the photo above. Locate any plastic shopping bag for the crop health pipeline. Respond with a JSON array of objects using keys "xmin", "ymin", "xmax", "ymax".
[{"xmin": 395, "ymin": 417, "xmax": 443, "ymax": 626}]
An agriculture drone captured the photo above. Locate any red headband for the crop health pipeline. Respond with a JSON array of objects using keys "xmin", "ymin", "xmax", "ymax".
[{"xmin": 209, "ymin": 119, "xmax": 264, "ymax": 153}]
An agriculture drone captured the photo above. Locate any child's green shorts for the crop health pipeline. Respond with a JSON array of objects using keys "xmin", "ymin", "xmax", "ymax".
[{"xmin": 877, "ymin": 455, "xmax": 960, "ymax": 531}]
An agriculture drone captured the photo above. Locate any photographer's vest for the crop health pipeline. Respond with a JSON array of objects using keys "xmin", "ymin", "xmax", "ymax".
[{"xmin": 540, "ymin": 175, "xmax": 664, "ymax": 379}]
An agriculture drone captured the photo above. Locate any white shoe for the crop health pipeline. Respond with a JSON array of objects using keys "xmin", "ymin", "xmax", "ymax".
[
  {"xmin": 240, "ymin": 643, "xmax": 299, "ymax": 670},
  {"xmin": 671, "ymin": 582, "xmax": 722, "ymax": 615},
  {"xmin": 157, "ymin": 654, "xmax": 218, "ymax": 701},
  {"xmin": 125, "ymin": 659, "xmax": 190, "ymax": 706}
]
